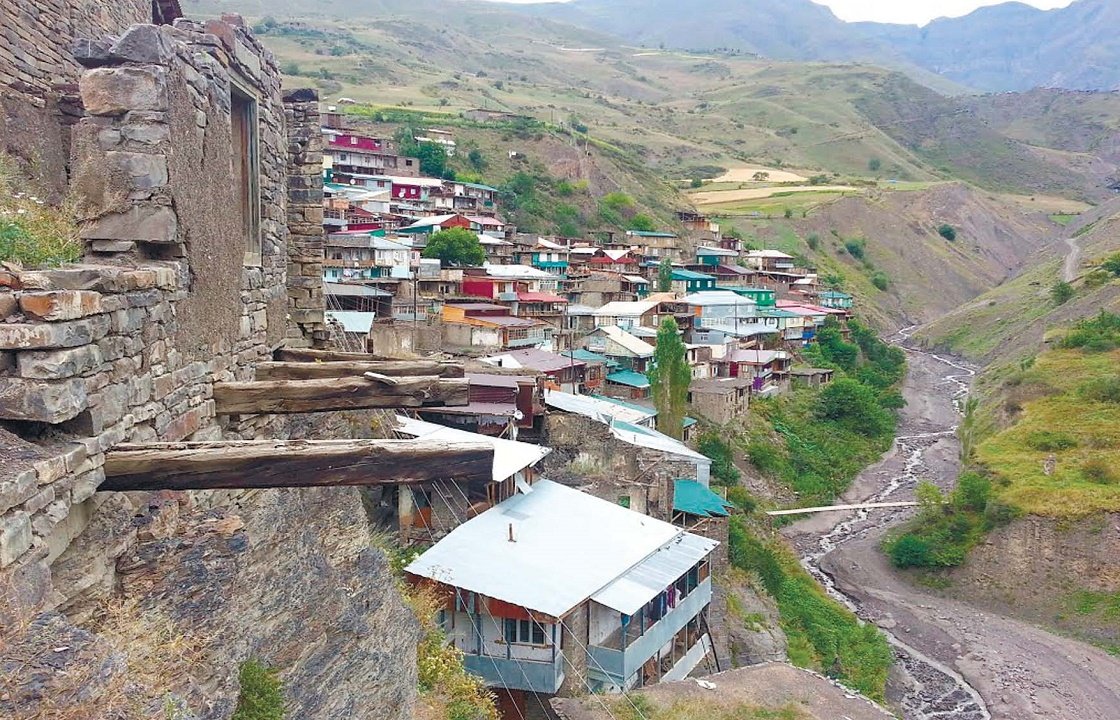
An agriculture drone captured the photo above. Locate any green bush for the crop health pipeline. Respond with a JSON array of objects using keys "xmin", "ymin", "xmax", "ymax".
[
  {"xmin": 1082, "ymin": 459, "xmax": 1117, "ymax": 485},
  {"xmin": 232, "ymin": 660, "xmax": 285, "ymax": 720},
  {"xmin": 422, "ymin": 228, "xmax": 486, "ymax": 267},
  {"xmin": 628, "ymin": 213, "xmax": 657, "ymax": 232},
  {"xmin": 870, "ymin": 271, "xmax": 890, "ymax": 291},
  {"xmin": 937, "ymin": 224, "xmax": 957, "ymax": 242},
  {"xmin": 690, "ymin": 177, "xmax": 703, "ymax": 188},
  {"xmin": 1079, "ymin": 376, "xmax": 1120, "ymax": 404},
  {"xmin": 1051, "ymin": 281, "xmax": 1074, "ymax": 305},
  {"xmin": 698, "ymin": 432, "xmax": 740, "ymax": 486},
  {"xmin": 843, "ymin": 239, "xmax": 866, "ymax": 260},
  {"xmin": 952, "ymin": 472, "xmax": 991, "ymax": 512},
  {"xmin": 746, "ymin": 440, "xmax": 783, "ymax": 476},
  {"xmin": 887, "ymin": 535, "xmax": 934, "ymax": 568},
  {"xmin": 1060, "ymin": 311, "xmax": 1120, "ymax": 351},
  {"xmin": 868, "ymin": 158, "xmax": 882, "ymax": 172},
  {"xmin": 1102, "ymin": 253, "xmax": 1120, "ymax": 277},
  {"xmin": 806, "ymin": 233, "xmax": 820, "ymax": 251},
  {"xmin": 816, "ymin": 379, "xmax": 893, "ymax": 436},
  {"xmin": 1025, "ymin": 430, "xmax": 1078, "ymax": 451}
]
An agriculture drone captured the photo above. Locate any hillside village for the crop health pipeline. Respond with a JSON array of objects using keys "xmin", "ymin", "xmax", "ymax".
[{"xmin": 3, "ymin": 3, "xmax": 1120, "ymax": 720}]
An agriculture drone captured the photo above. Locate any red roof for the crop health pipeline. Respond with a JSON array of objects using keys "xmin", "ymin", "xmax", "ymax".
[
  {"xmin": 588, "ymin": 256, "xmax": 638, "ymax": 265},
  {"xmin": 517, "ymin": 292, "xmax": 568, "ymax": 303}
]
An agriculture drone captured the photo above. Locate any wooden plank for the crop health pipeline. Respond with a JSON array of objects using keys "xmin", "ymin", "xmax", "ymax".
[
  {"xmin": 102, "ymin": 439, "xmax": 495, "ymax": 491},
  {"xmin": 213, "ymin": 376, "xmax": 470, "ymax": 414},
  {"xmin": 275, "ymin": 348, "xmax": 399, "ymax": 363},
  {"xmin": 256, "ymin": 360, "xmax": 465, "ymax": 381}
]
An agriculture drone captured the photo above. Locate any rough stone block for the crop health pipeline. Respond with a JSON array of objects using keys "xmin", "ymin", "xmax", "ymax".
[
  {"xmin": 89, "ymin": 240, "xmax": 137, "ymax": 254},
  {"xmin": 80, "ymin": 66, "xmax": 168, "ymax": 116},
  {"xmin": 23, "ymin": 486, "xmax": 55, "ymax": 515},
  {"xmin": 0, "ymin": 377, "xmax": 89, "ymax": 423},
  {"xmin": 72, "ymin": 37, "xmax": 115, "ymax": 68},
  {"xmin": 110, "ymin": 25, "xmax": 173, "ymax": 64},
  {"xmin": 0, "ymin": 511, "xmax": 32, "ymax": 567},
  {"xmin": 0, "ymin": 293, "xmax": 18, "ymax": 319},
  {"xmin": 80, "ymin": 206, "xmax": 178, "ymax": 244},
  {"xmin": 17, "ymin": 345, "xmax": 104, "ymax": 380},
  {"xmin": 19, "ymin": 290, "xmax": 104, "ymax": 321},
  {"xmin": 105, "ymin": 151, "xmax": 168, "ymax": 190},
  {"xmin": 0, "ymin": 470, "xmax": 37, "ymax": 515},
  {"xmin": 34, "ymin": 455, "xmax": 68, "ymax": 486},
  {"xmin": 71, "ymin": 468, "xmax": 105, "ymax": 504},
  {"xmin": 0, "ymin": 315, "xmax": 110, "ymax": 349}
]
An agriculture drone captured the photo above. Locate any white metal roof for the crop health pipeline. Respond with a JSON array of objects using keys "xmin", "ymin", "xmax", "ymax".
[
  {"xmin": 325, "ymin": 311, "xmax": 376, "ymax": 333},
  {"xmin": 608, "ymin": 421, "xmax": 711, "ymax": 466},
  {"xmin": 745, "ymin": 249, "xmax": 794, "ymax": 259},
  {"xmin": 681, "ymin": 291, "xmax": 757, "ymax": 307},
  {"xmin": 591, "ymin": 532, "xmax": 718, "ymax": 614},
  {"xmin": 394, "ymin": 416, "xmax": 551, "ymax": 483},
  {"xmin": 478, "ymin": 234, "xmax": 512, "ymax": 246},
  {"xmin": 593, "ymin": 300, "xmax": 659, "ymax": 317},
  {"xmin": 405, "ymin": 479, "xmax": 700, "ymax": 618},
  {"xmin": 622, "ymin": 275, "xmax": 650, "ymax": 284},
  {"xmin": 544, "ymin": 390, "xmax": 656, "ymax": 426},
  {"xmin": 603, "ymin": 248, "xmax": 632, "ymax": 261},
  {"xmin": 594, "ymin": 325, "xmax": 656, "ymax": 357},
  {"xmin": 482, "ymin": 263, "xmax": 555, "ymax": 279}
]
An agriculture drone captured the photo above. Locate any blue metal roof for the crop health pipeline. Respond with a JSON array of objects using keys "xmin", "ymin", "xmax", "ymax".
[{"xmin": 606, "ymin": 371, "xmax": 651, "ymax": 389}]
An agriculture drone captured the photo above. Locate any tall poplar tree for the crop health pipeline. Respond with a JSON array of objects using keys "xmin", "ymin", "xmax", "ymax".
[{"xmin": 649, "ymin": 316, "xmax": 692, "ymax": 439}]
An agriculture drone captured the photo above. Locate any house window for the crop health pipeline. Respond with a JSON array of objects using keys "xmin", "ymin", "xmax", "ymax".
[
  {"xmin": 230, "ymin": 83, "xmax": 261, "ymax": 264},
  {"xmin": 504, "ymin": 619, "xmax": 546, "ymax": 645}
]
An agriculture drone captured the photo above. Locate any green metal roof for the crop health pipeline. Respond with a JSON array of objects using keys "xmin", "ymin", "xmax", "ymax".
[
  {"xmin": 462, "ymin": 181, "xmax": 499, "ymax": 192},
  {"xmin": 671, "ymin": 269, "xmax": 716, "ymax": 281},
  {"xmin": 606, "ymin": 371, "xmax": 651, "ymax": 389},
  {"xmin": 628, "ymin": 231, "xmax": 677, "ymax": 238},
  {"xmin": 760, "ymin": 308, "xmax": 800, "ymax": 318},
  {"xmin": 820, "ymin": 291, "xmax": 852, "ymax": 299},
  {"xmin": 564, "ymin": 349, "xmax": 610, "ymax": 364},
  {"xmin": 683, "ymin": 417, "xmax": 698, "ymax": 429},
  {"xmin": 674, "ymin": 480, "xmax": 732, "ymax": 518}
]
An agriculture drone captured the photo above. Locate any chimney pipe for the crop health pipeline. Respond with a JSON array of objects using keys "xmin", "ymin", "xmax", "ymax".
[{"xmin": 508, "ymin": 523, "xmax": 516, "ymax": 542}]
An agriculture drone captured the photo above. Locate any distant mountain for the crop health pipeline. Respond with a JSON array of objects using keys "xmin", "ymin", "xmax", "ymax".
[
  {"xmin": 855, "ymin": 0, "xmax": 1120, "ymax": 92},
  {"xmin": 519, "ymin": 0, "xmax": 1120, "ymax": 92}
]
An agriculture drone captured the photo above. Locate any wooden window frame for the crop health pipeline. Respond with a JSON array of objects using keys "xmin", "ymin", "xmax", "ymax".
[{"xmin": 230, "ymin": 79, "xmax": 262, "ymax": 266}]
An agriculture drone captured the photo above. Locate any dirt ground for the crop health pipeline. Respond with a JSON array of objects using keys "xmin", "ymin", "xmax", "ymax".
[
  {"xmin": 786, "ymin": 347, "xmax": 1120, "ymax": 720},
  {"xmin": 711, "ymin": 166, "xmax": 810, "ymax": 184},
  {"xmin": 690, "ymin": 184, "xmax": 857, "ymax": 206}
]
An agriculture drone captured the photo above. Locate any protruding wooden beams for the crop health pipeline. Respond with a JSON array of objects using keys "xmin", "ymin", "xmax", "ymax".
[
  {"xmin": 274, "ymin": 348, "xmax": 395, "ymax": 363},
  {"xmin": 212, "ymin": 375, "xmax": 469, "ymax": 414},
  {"xmin": 256, "ymin": 360, "xmax": 465, "ymax": 381},
  {"xmin": 101, "ymin": 439, "xmax": 495, "ymax": 491}
]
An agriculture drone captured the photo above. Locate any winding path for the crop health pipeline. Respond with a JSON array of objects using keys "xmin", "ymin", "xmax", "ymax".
[
  {"xmin": 1063, "ymin": 237, "xmax": 1082, "ymax": 283},
  {"xmin": 783, "ymin": 331, "xmax": 1120, "ymax": 720}
]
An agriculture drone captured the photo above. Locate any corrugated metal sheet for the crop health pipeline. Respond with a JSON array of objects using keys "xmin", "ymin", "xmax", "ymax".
[
  {"xmin": 405, "ymin": 480, "xmax": 702, "ymax": 618},
  {"xmin": 395, "ymin": 416, "xmax": 549, "ymax": 483},
  {"xmin": 591, "ymin": 532, "xmax": 718, "ymax": 615}
]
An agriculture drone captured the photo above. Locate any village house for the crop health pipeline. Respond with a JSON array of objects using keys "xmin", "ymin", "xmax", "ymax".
[
  {"xmin": 624, "ymin": 229, "xmax": 682, "ymax": 262},
  {"xmin": 479, "ymin": 234, "xmax": 516, "ymax": 265},
  {"xmin": 671, "ymin": 480, "xmax": 734, "ymax": 533},
  {"xmin": 584, "ymin": 325, "xmax": 656, "ymax": 374},
  {"xmin": 323, "ymin": 234, "xmax": 414, "ymax": 282},
  {"xmin": 688, "ymin": 377, "xmax": 753, "ymax": 425},
  {"xmin": 405, "ymin": 480, "xmax": 719, "ymax": 713},
  {"xmin": 398, "ymin": 212, "xmax": 479, "ymax": 235},
  {"xmin": 790, "ymin": 367, "xmax": 837, "ymax": 389},
  {"xmin": 695, "ymin": 246, "xmax": 739, "ymax": 269},
  {"xmin": 721, "ymin": 349, "xmax": 792, "ymax": 396},
  {"xmin": 323, "ymin": 130, "xmax": 421, "ymax": 177},
  {"xmin": 430, "ymin": 181, "xmax": 500, "ymax": 216},
  {"xmin": 442, "ymin": 303, "xmax": 554, "ymax": 351},
  {"xmin": 818, "ymin": 290, "xmax": 854, "ymax": 312},
  {"xmin": 418, "ymin": 372, "xmax": 543, "ymax": 439},
  {"xmin": 481, "ymin": 348, "xmax": 589, "ymax": 394},
  {"xmin": 586, "ymin": 248, "xmax": 643, "ymax": 275},
  {"xmin": 384, "ymin": 417, "xmax": 552, "ymax": 545},
  {"xmin": 743, "ymin": 249, "xmax": 797, "ymax": 273},
  {"xmin": 671, "ymin": 269, "xmax": 717, "ymax": 295},
  {"xmin": 412, "ymin": 127, "xmax": 457, "ymax": 156},
  {"xmin": 593, "ymin": 299, "xmax": 661, "ymax": 331}
]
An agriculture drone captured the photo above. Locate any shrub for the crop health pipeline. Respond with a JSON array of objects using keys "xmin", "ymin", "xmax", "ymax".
[
  {"xmin": 1079, "ymin": 376, "xmax": 1120, "ymax": 404},
  {"xmin": 1082, "ymin": 459, "xmax": 1117, "ymax": 485},
  {"xmin": 806, "ymin": 233, "xmax": 820, "ymax": 250},
  {"xmin": 808, "ymin": 174, "xmax": 830, "ymax": 186},
  {"xmin": 783, "ymin": 208, "xmax": 793, "ymax": 219},
  {"xmin": 816, "ymin": 378, "xmax": 893, "ymax": 436},
  {"xmin": 746, "ymin": 440, "xmax": 783, "ymax": 476},
  {"xmin": 628, "ymin": 213, "xmax": 657, "ymax": 232},
  {"xmin": 726, "ymin": 485, "xmax": 756, "ymax": 512},
  {"xmin": 690, "ymin": 177, "xmax": 703, "ymax": 188},
  {"xmin": 1051, "ymin": 280, "xmax": 1074, "ymax": 305},
  {"xmin": 1025, "ymin": 430, "xmax": 1078, "ymax": 452},
  {"xmin": 952, "ymin": 472, "xmax": 991, "ymax": 512},
  {"xmin": 843, "ymin": 239, "xmax": 866, "ymax": 260},
  {"xmin": 887, "ymin": 535, "xmax": 934, "ymax": 568},
  {"xmin": 422, "ymin": 227, "xmax": 485, "ymax": 267},
  {"xmin": 698, "ymin": 431, "xmax": 740, "ymax": 486},
  {"xmin": 232, "ymin": 660, "xmax": 285, "ymax": 720},
  {"xmin": 870, "ymin": 271, "xmax": 890, "ymax": 291},
  {"xmin": 868, "ymin": 158, "xmax": 882, "ymax": 172},
  {"xmin": 1102, "ymin": 253, "xmax": 1120, "ymax": 277},
  {"xmin": 937, "ymin": 224, "xmax": 957, "ymax": 242}
]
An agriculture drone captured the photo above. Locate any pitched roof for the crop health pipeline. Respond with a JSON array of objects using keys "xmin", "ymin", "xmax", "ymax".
[
  {"xmin": 727, "ymin": 349, "xmax": 789, "ymax": 364},
  {"xmin": 482, "ymin": 348, "xmax": 583, "ymax": 373},
  {"xmin": 544, "ymin": 390, "xmax": 656, "ymax": 426},
  {"xmin": 405, "ymin": 480, "xmax": 714, "ymax": 618},
  {"xmin": 593, "ymin": 300, "xmax": 659, "ymax": 317},
  {"xmin": 517, "ymin": 291, "xmax": 568, "ymax": 303},
  {"xmin": 594, "ymin": 325, "xmax": 656, "ymax": 357},
  {"xmin": 671, "ymin": 269, "xmax": 716, "ymax": 281},
  {"xmin": 697, "ymin": 245, "xmax": 738, "ymax": 256},
  {"xmin": 394, "ymin": 415, "xmax": 550, "ymax": 484},
  {"xmin": 674, "ymin": 480, "xmax": 733, "ymax": 518},
  {"xmin": 745, "ymin": 249, "xmax": 794, "ymax": 259}
]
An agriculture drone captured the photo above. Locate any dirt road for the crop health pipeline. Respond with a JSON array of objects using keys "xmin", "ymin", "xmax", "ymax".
[
  {"xmin": 785, "ymin": 339, "xmax": 1120, "ymax": 720},
  {"xmin": 690, "ymin": 184, "xmax": 857, "ymax": 206},
  {"xmin": 1063, "ymin": 237, "xmax": 1082, "ymax": 282}
]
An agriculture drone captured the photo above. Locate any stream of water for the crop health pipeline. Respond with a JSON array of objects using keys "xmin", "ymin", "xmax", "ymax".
[{"xmin": 796, "ymin": 328, "xmax": 990, "ymax": 719}]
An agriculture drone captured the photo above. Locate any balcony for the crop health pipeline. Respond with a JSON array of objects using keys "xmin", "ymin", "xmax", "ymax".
[
  {"xmin": 463, "ymin": 651, "xmax": 566, "ymax": 694},
  {"xmin": 587, "ymin": 578, "xmax": 712, "ymax": 685}
]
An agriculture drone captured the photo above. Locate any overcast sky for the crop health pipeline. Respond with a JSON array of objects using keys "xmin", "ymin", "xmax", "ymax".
[{"xmin": 490, "ymin": 0, "xmax": 1076, "ymax": 26}]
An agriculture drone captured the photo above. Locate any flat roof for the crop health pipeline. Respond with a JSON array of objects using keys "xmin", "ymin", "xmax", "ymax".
[
  {"xmin": 395, "ymin": 415, "xmax": 550, "ymax": 484},
  {"xmin": 544, "ymin": 390, "xmax": 656, "ymax": 426}
]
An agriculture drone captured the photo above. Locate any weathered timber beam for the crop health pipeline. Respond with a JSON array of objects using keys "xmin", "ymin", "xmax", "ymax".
[
  {"xmin": 276, "ymin": 348, "xmax": 400, "ymax": 363},
  {"xmin": 101, "ymin": 439, "xmax": 495, "ymax": 491},
  {"xmin": 213, "ymin": 376, "xmax": 469, "ymax": 414},
  {"xmin": 256, "ymin": 360, "xmax": 465, "ymax": 381}
]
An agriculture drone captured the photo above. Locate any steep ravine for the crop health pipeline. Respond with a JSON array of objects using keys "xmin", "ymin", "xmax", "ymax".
[{"xmin": 784, "ymin": 332, "xmax": 1120, "ymax": 720}]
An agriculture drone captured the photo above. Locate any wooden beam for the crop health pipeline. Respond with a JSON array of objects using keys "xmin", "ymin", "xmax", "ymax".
[
  {"xmin": 275, "ymin": 348, "xmax": 404, "ymax": 363},
  {"xmin": 101, "ymin": 439, "xmax": 495, "ymax": 491},
  {"xmin": 256, "ymin": 360, "xmax": 465, "ymax": 381},
  {"xmin": 213, "ymin": 376, "xmax": 469, "ymax": 414}
]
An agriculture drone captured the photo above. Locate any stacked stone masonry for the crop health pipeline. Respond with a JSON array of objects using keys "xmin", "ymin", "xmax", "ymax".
[{"xmin": 0, "ymin": 10, "xmax": 417, "ymax": 720}]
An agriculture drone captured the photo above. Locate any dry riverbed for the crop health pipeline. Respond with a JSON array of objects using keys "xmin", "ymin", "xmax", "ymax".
[{"xmin": 785, "ymin": 339, "xmax": 1120, "ymax": 720}]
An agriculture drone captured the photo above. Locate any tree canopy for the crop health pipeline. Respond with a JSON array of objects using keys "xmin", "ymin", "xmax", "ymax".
[
  {"xmin": 421, "ymin": 227, "xmax": 486, "ymax": 267},
  {"xmin": 649, "ymin": 317, "xmax": 692, "ymax": 439},
  {"xmin": 657, "ymin": 257, "xmax": 673, "ymax": 293}
]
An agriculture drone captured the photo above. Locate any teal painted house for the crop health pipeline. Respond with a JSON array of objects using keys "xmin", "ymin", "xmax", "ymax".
[
  {"xmin": 671, "ymin": 269, "xmax": 717, "ymax": 294},
  {"xmin": 818, "ymin": 290, "xmax": 853, "ymax": 310},
  {"xmin": 717, "ymin": 286, "xmax": 776, "ymax": 307}
]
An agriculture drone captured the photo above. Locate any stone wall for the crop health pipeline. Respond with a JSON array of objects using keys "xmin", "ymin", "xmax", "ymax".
[{"xmin": 0, "ymin": 12, "xmax": 418, "ymax": 720}]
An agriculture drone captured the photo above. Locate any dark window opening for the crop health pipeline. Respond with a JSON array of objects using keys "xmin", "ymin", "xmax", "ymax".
[{"xmin": 231, "ymin": 83, "xmax": 261, "ymax": 264}]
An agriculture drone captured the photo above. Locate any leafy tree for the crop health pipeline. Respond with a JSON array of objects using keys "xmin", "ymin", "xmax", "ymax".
[
  {"xmin": 628, "ymin": 214, "xmax": 657, "ymax": 232},
  {"xmin": 649, "ymin": 317, "xmax": 692, "ymax": 439},
  {"xmin": 421, "ymin": 227, "xmax": 485, "ymax": 267},
  {"xmin": 843, "ymin": 238, "xmax": 866, "ymax": 260},
  {"xmin": 888, "ymin": 535, "xmax": 934, "ymax": 568},
  {"xmin": 467, "ymin": 148, "xmax": 486, "ymax": 171},
  {"xmin": 1101, "ymin": 253, "xmax": 1120, "ymax": 277},
  {"xmin": 812, "ymin": 319, "xmax": 859, "ymax": 372},
  {"xmin": 601, "ymin": 192, "xmax": 635, "ymax": 211},
  {"xmin": 232, "ymin": 660, "xmax": 285, "ymax": 720},
  {"xmin": 815, "ymin": 378, "xmax": 893, "ymax": 436},
  {"xmin": 783, "ymin": 208, "xmax": 793, "ymax": 219},
  {"xmin": 868, "ymin": 157, "xmax": 882, "ymax": 172},
  {"xmin": 751, "ymin": 171, "xmax": 770, "ymax": 182},
  {"xmin": 937, "ymin": 224, "xmax": 957, "ymax": 242},
  {"xmin": 871, "ymin": 271, "xmax": 890, "ymax": 291},
  {"xmin": 806, "ymin": 233, "xmax": 820, "ymax": 251},
  {"xmin": 698, "ymin": 432, "xmax": 740, "ymax": 486},
  {"xmin": 952, "ymin": 472, "xmax": 991, "ymax": 513},
  {"xmin": 1051, "ymin": 280, "xmax": 1074, "ymax": 305},
  {"xmin": 690, "ymin": 177, "xmax": 704, "ymax": 188},
  {"xmin": 657, "ymin": 257, "xmax": 673, "ymax": 292}
]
